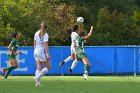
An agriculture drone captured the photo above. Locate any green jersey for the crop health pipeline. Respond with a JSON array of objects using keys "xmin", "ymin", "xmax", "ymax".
[
  {"xmin": 76, "ymin": 36, "xmax": 85, "ymax": 53},
  {"xmin": 8, "ymin": 38, "xmax": 19, "ymax": 60},
  {"xmin": 76, "ymin": 36, "xmax": 87, "ymax": 60}
]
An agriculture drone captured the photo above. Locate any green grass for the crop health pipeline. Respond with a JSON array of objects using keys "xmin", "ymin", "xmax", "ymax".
[{"xmin": 0, "ymin": 76, "xmax": 140, "ymax": 93}]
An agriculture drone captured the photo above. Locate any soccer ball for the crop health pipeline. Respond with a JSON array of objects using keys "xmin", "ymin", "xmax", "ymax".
[{"xmin": 77, "ymin": 17, "xmax": 84, "ymax": 23}]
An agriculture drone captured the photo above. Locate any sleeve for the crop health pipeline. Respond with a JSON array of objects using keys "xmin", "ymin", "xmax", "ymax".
[
  {"xmin": 11, "ymin": 39, "xmax": 16, "ymax": 46},
  {"xmin": 44, "ymin": 33, "xmax": 49, "ymax": 42}
]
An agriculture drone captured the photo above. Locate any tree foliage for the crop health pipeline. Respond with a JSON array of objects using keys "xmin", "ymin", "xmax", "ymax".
[{"xmin": 0, "ymin": 0, "xmax": 140, "ymax": 46}]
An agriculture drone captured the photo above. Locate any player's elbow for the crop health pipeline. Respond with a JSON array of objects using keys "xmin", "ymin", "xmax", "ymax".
[{"xmin": 8, "ymin": 46, "xmax": 12, "ymax": 50}]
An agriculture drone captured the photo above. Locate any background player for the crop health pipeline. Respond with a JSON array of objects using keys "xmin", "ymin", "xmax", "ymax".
[{"xmin": 1, "ymin": 32, "xmax": 22, "ymax": 79}]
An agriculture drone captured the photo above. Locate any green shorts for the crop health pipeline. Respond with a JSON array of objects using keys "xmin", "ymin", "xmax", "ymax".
[
  {"xmin": 8, "ymin": 54, "xmax": 16, "ymax": 61},
  {"xmin": 77, "ymin": 53, "xmax": 87, "ymax": 60}
]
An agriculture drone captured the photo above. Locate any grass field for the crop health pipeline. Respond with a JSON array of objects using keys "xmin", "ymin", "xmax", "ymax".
[{"xmin": 0, "ymin": 76, "xmax": 140, "ymax": 93}]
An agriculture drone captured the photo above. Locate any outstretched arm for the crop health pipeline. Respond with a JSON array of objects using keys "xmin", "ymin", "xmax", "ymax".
[{"xmin": 84, "ymin": 26, "xmax": 93, "ymax": 39}]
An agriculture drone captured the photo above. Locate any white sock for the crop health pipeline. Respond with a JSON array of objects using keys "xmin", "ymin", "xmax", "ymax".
[
  {"xmin": 36, "ymin": 68, "xmax": 48, "ymax": 80},
  {"xmin": 85, "ymin": 71, "xmax": 88, "ymax": 74},
  {"xmin": 35, "ymin": 70, "xmax": 41, "ymax": 77},
  {"xmin": 71, "ymin": 60, "xmax": 78, "ymax": 70},
  {"xmin": 64, "ymin": 56, "xmax": 73, "ymax": 63}
]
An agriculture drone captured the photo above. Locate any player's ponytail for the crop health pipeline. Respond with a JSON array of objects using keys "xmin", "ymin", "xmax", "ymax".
[
  {"xmin": 66, "ymin": 28, "xmax": 72, "ymax": 33},
  {"xmin": 66, "ymin": 25, "xmax": 79, "ymax": 33}
]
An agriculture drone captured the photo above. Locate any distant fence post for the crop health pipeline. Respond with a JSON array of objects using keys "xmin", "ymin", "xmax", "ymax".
[{"xmin": 134, "ymin": 47, "xmax": 136, "ymax": 76}]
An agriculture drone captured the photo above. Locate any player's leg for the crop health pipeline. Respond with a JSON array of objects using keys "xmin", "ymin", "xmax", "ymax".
[
  {"xmin": 59, "ymin": 47, "xmax": 74, "ymax": 68},
  {"xmin": 36, "ymin": 60, "xmax": 50, "ymax": 81},
  {"xmin": 68, "ymin": 47, "xmax": 79, "ymax": 75},
  {"xmin": 82, "ymin": 56, "xmax": 91, "ymax": 80},
  {"xmin": 2, "ymin": 55, "xmax": 12, "ymax": 76},
  {"xmin": 68, "ymin": 53, "xmax": 78, "ymax": 75},
  {"xmin": 35, "ymin": 60, "xmax": 42, "ymax": 77},
  {"xmin": 34, "ymin": 60, "xmax": 43, "ymax": 86},
  {"xmin": 4, "ymin": 59, "xmax": 18, "ymax": 79}
]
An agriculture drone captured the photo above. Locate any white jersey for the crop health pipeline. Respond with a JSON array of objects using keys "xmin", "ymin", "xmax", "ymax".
[
  {"xmin": 34, "ymin": 30, "xmax": 49, "ymax": 49},
  {"xmin": 71, "ymin": 32, "xmax": 79, "ymax": 46},
  {"xmin": 34, "ymin": 30, "xmax": 49, "ymax": 61},
  {"xmin": 70, "ymin": 32, "xmax": 79, "ymax": 54}
]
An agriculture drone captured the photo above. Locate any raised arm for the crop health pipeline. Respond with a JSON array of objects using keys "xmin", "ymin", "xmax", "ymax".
[{"xmin": 84, "ymin": 26, "xmax": 93, "ymax": 39}]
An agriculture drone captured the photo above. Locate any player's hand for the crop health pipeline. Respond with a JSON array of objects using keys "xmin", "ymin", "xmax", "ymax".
[
  {"xmin": 46, "ymin": 54, "xmax": 50, "ymax": 60},
  {"xmin": 84, "ymin": 40, "xmax": 87, "ymax": 44},
  {"xmin": 91, "ymin": 26, "xmax": 93, "ymax": 31},
  {"xmin": 18, "ymin": 51, "xmax": 22, "ymax": 54}
]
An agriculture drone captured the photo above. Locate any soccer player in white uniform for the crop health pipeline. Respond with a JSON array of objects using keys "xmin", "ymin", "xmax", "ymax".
[
  {"xmin": 34, "ymin": 21, "xmax": 50, "ymax": 86},
  {"xmin": 59, "ymin": 25, "xmax": 79, "ymax": 75}
]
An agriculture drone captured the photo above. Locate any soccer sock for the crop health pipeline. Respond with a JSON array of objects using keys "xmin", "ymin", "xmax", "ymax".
[
  {"xmin": 4, "ymin": 65, "xmax": 17, "ymax": 78},
  {"xmin": 71, "ymin": 60, "xmax": 78, "ymax": 70},
  {"xmin": 64, "ymin": 56, "xmax": 73, "ymax": 63},
  {"xmin": 84, "ymin": 64, "xmax": 90, "ymax": 74},
  {"xmin": 5, "ymin": 65, "xmax": 17, "ymax": 70},
  {"xmin": 35, "ymin": 69, "xmax": 41, "ymax": 77},
  {"xmin": 36, "ymin": 68, "xmax": 48, "ymax": 80}
]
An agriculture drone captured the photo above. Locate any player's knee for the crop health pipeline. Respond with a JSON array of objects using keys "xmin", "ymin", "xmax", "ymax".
[
  {"xmin": 47, "ymin": 66, "xmax": 51, "ymax": 70},
  {"xmin": 74, "ymin": 60, "xmax": 78, "ymax": 64},
  {"xmin": 37, "ymin": 66, "xmax": 42, "ymax": 71},
  {"xmin": 71, "ymin": 55, "xmax": 75, "ymax": 59},
  {"xmin": 15, "ymin": 64, "xmax": 19, "ymax": 68}
]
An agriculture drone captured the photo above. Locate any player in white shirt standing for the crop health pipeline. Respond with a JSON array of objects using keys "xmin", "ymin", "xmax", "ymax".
[
  {"xmin": 59, "ymin": 25, "xmax": 79, "ymax": 75},
  {"xmin": 34, "ymin": 21, "xmax": 50, "ymax": 86}
]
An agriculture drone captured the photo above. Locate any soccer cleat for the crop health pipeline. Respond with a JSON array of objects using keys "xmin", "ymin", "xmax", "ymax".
[
  {"xmin": 83, "ymin": 73, "xmax": 88, "ymax": 80},
  {"xmin": 34, "ymin": 77, "xmax": 40, "ymax": 86},
  {"xmin": 1, "ymin": 68, "xmax": 6, "ymax": 76},
  {"xmin": 3, "ymin": 77, "xmax": 7, "ymax": 80},
  {"xmin": 58, "ymin": 61, "xmax": 65, "ymax": 68},
  {"xmin": 68, "ymin": 68, "xmax": 72, "ymax": 75},
  {"xmin": 35, "ymin": 83, "xmax": 38, "ymax": 87}
]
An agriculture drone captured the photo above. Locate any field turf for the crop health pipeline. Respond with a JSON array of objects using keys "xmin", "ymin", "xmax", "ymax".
[{"xmin": 0, "ymin": 76, "xmax": 140, "ymax": 93}]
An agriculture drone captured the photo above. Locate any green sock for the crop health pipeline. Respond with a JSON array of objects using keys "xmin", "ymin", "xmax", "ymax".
[
  {"xmin": 84, "ymin": 64, "xmax": 90, "ymax": 74},
  {"xmin": 5, "ymin": 65, "xmax": 17, "ymax": 70},
  {"xmin": 4, "ymin": 69, "xmax": 12, "ymax": 78},
  {"xmin": 4, "ymin": 65, "xmax": 17, "ymax": 78}
]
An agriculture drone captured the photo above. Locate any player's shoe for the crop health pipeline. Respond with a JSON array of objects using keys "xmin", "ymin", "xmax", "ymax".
[
  {"xmin": 1, "ymin": 67, "xmax": 6, "ymax": 76},
  {"xmin": 59, "ymin": 61, "xmax": 65, "ymax": 68},
  {"xmin": 3, "ymin": 78, "xmax": 7, "ymax": 80},
  {"xmin": 34, "ymin": 77, "xmax": 40, "ymax": 86},
  {"xmin": 68, "ymin": 68, "xmax": 72, "ymax": 75},
  {"xmin": 83, "ymin": 73, "xmax": 88, "ymax": 80}
]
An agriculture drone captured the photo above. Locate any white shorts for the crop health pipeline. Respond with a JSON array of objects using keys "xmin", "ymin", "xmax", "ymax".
[
  {"xmin": 71, "ymin": 46, "xmax": 78, "ymax": 54},
  {"xmin": 34, "ymin": 48, "xmax": 47, "ymax": 61}
]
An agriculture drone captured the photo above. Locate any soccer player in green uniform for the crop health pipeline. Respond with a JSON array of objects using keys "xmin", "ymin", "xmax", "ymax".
[
  {"xmin": 1, "ymin": 32, "xmax": 22, "ymax": 79},
  {"xmin": 76, "ymin": 26, "xmax": 93, "ymax": 80}
]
